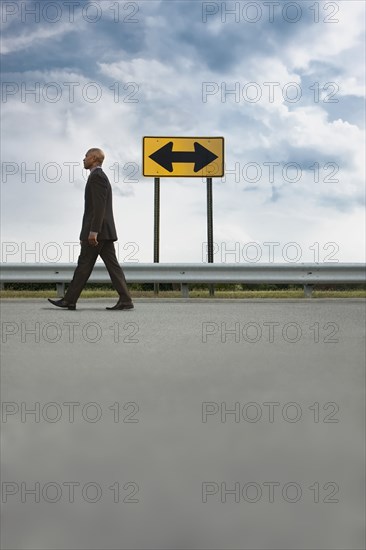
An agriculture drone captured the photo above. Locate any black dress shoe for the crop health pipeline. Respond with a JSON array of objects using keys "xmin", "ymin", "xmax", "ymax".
[
  {"xmin": 48, "ymin": 298, "xmax": 76, "ymax": 310},
  {"xmin": 106, "ymin": 301, "xmax": 134, "ymax": 310}
]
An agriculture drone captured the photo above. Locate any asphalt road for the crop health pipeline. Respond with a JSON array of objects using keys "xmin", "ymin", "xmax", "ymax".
[{"xmin": 1, "ymin": 298, "xmax": 365, "ymax": 550}]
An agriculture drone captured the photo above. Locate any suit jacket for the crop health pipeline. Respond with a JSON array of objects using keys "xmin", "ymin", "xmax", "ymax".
[{"xmin": 79, "ymin": 167, "xmax": 118, "ymax": 241}]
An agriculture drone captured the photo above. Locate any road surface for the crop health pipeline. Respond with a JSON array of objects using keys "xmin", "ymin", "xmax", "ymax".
[{"xmin": 1, "ymin": 298, "xmax": 365, "ymax": 549}]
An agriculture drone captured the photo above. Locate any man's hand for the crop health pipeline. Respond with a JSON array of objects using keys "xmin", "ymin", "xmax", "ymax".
[{"xmin": 88, "ymin": 232, "xmax": 98, "ymax": 246}]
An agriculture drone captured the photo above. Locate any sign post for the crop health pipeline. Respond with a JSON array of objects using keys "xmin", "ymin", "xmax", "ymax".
[
  {"xmin": 206, "ymin": 176, "xmax": 214, "ymax": 296},
  {"xmin": 153, "ymin": 177, "xmax": 160, "ymax": 294},
  {"xmin": 143, "ymin": 137, "xmax": 225, "ymax": 296}
]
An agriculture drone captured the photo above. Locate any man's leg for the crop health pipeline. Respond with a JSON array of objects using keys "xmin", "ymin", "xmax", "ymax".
[
  {"xmin": 99, "ymin": 240, "xmax": 133, "ymax": 304},
  {"xmin": 63, "ymin": 241, "xmax": 99, "ymax": 304}
]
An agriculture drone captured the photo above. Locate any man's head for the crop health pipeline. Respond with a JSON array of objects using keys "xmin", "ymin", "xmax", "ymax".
[{"xmin": 83, "ymin": 148, "xmax": 105, "ymax": 170}]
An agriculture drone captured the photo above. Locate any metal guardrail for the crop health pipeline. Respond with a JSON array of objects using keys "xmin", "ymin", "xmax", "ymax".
[{"xmin": 1, "ymin": 263, "xmax": 365, "ymax": 298}]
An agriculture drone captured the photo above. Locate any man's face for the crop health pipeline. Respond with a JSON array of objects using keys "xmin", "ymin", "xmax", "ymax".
[{"xmin": 83, "ymin": 151, "xmax": 95, "ymax": 170}]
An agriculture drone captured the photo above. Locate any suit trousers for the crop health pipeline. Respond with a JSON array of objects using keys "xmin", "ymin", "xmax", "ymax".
[{"xmin": 64, "ymin": 240, "xmax": 132, "ymax": 304}]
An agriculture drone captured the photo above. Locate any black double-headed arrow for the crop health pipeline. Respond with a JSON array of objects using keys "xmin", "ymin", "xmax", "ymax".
[{"xmin": 149, "ymin": 141, "xmax": 218, "ymax": 173}]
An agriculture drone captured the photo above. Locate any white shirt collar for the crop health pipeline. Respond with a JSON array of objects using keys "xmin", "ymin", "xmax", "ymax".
[{"xmin": 90, "ymin": 165, "xmax": 102, "ymax": 174}]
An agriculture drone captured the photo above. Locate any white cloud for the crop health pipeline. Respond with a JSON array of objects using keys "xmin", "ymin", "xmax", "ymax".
[
  {"xmin": 1, "ymin": 22, "xmax": 78, "ymax": 55},
  {"xmin": 284, "ymin": 1, "xmax": 365, "ymax": 97}
]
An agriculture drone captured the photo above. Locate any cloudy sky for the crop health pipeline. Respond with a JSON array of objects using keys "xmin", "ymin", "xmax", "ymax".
[{"xmin": 1, "ymin": 0, "xmax": 365, "ymax": 264}]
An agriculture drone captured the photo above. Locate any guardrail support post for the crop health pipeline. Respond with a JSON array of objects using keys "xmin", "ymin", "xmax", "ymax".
[
  {"xmin": 56, "ymin": 283, "xmax": 65, "ymax": 297},
  {"xmin": 181, "ymin": 283, "xmax": 189, "ymax": 298},
  {"xmin": 304, "ymin": 284, "xmax": 314, "ymax": 298}
]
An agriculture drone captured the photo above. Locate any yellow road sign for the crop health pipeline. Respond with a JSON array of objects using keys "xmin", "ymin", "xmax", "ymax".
[{"xmin": 143, "ymin": 136, "xmax": 224, "ymax": 177}]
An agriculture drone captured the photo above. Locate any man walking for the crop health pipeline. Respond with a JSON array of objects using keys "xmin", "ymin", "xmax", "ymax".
[{"xmin": 48, "ymin": 148, "xmax": 133, "ymax": 310}]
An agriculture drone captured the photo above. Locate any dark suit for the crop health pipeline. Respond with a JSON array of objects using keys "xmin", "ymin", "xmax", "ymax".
[
  {"xmin": 79, "ymin": 167, "xmax": 117, "ymax": 241},
  {"xmin": 64, "ymin": 167, "xmax": 132, "ymax": 305}
]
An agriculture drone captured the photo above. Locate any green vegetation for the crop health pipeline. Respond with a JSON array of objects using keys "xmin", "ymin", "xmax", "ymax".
[{"xmin": 1, "ymin": 283, "xmax": 365, "ymax": 300}]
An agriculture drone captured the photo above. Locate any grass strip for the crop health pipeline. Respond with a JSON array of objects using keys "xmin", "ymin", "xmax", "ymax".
[{"xmin": 1, "ymin": 290, "xmax": 365, "ymax": 299}]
